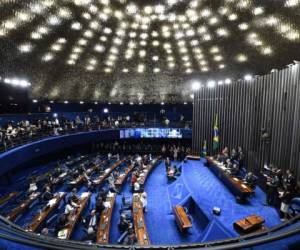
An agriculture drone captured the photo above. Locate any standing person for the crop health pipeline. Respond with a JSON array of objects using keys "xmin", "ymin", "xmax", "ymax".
[
  {"xmin": 161, "ymin": 145, "xmax": 166, "ymax": 158},
  {"xmin": 279, "ymin": 185, "xmax": 293, "ymax": 221},
  {"xmin": 173, "ymin": 146, "xmax": 178, "ymax": 162},
  {"xmin": 165, "ymin": 157, "xmax": 171, "ymax": 172},
  {"xmin": 265, "ymin": 173, "xmax": 280, "ymax": 206}
]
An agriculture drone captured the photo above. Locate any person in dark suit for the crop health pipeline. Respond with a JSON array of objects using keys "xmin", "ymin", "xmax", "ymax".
[
  {"xmin": 243, "ymin": 172, "xmax": 257, "ymax": 189},
  {"xmin": 118, "ymin": 212, "xmax": 131, "ymax": 232},
  {"xmin": 265, "ymin": 173, "xmax": 280, "ymax": 206},
  {"xmin": 95, "ymin": 196, "xmax": 105, "ymax": 214},
  {"xmin": 42, "ymin": 186, "xmax": 53, "ymax": 202},
  {"xmin": 123, "ymin": 228, "xmax": 137, "ymax": 245},
  {"xmin": 279, "ymin": 185, "xmax": 293, "ymax": 221},
  {"xmin": 283, "ymin": 170, "xmax": 296, "ymax": 192}
]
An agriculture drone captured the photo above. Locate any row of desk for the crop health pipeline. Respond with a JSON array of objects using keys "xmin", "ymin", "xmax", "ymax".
[
  {"xmin": 0, "ymin": 192, "xmax": 18, "ymax": 207},
  {"xmin": 92, "ymin": 159, "xmax": 124, "ymax": 186},
  {"xmin": 132, "ymin": 158, "xmax": 160, "ymax": 245},
  {"xmin": 96, "ymin": 164, "xmax": 134, "ymax": 244},
  {"xmin": 206, "ymin": 157, "xmax": 254, "ymax": 202},
  {"xmin": 26, "ymin": 192, "xmax": 66, "ymax": 232},
  {"xmin": 57, "ymin": 192, "xmax": 91, "ymax": 240},
  {"xmin": 6, "ymin": 192, "xmax": 41, "ymax": 222}
]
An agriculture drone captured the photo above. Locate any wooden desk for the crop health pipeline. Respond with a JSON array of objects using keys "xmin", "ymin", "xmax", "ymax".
[
  {"xmin": 137, "ymin": 158, "xmax": 158, "ymax": 186},
  {"xmin": 93, "ymin": 160, "xmax": 124, "ymax": 185},
  {"xmin": 187, "ymin": 155, "xmax": 201, "ymax": 160},
  {"xmin": 206, "ymin": 157, "xmax": 254, "ymax": 201},
  {"xmin": 0, "ymin": 192, "xmax": 18, "ymax": 207},
  {"xmin": 234, "ymin": 215, "xmax": 265, "ymax": 234},
  {"xmin": 52, "ymin": 172, "xmax": 67, "ymax": 186},
  {"xmin": 96, "ymin": 193, "xmax": 116, "ymax": 244},
  {"xmin": 69, "ymin": 164, "xmax": 98, "ymax": 187},
  {"xmin": 57, "ymin": 192, "xmax": 91, "ymax": 240},
  {"xmin": 132, "ymin": 193, "xmax": 150, "ymax": 245},
  {"xmin": 172, "ymin": 206, "xmax": 192, "ymax": 232},
  {"xmin": 115, "ymin": 165, "xmax": 134, "ymax": 186},
  {"xmin": 6, "ymin": 192, "xmax": 41, "ymax": 222},
  {"xmin": 26, "ymin": 192, "xmax": 66, "ymax": 232}
]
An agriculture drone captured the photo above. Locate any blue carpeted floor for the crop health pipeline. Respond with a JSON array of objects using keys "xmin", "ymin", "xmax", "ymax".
[{"xmin": 181, "ymin": 159, "xmax": 281, "ymax": 236}]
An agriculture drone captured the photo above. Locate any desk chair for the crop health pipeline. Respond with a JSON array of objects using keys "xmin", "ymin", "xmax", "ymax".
[
  {"xmin": 289, "ymin": 197, "xmax": 300, "ymax": 216},
  {"xmin": 121, "ymin": 196, "xmax": 132, "ymax": 211},
  {"xmin": 183, "ymin": 206, "xmax": 193, "ymax": 232},
  {"xmin": 117, "ymin": 231, "xmax": 128, "ymax": 244}
]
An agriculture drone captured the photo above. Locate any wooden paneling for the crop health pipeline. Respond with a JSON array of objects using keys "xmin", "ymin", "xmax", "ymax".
[{"xmin": 192, "ymin": 63, "xmax": 300, "ymax": 182}]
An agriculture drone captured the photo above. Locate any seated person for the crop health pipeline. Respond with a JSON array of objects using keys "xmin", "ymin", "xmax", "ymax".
[
  {"xmin": 118, "ymin": 212, "xmax": 131, "ymax": 232},
  {"xmin": 230, "ymin": 148, "xmax": 238, "ymax": 161},
  {"xmin": 243, "ymin": 172, "xmax": 257, "ymax": 189},
  {"xmin": 123, "ymin": 228, "xmax": 137, "ymax": 245},
  {"xmin": 82, "ymin": 210, "xmax": 98, "ymax": 241},
  {"xmin": 28, "ymin": 177, "xmax": 38, "ymax": 194},
  {"xmin": 95, "ymin": 196, "xmax": 105, "ymax": 214},
  {"xmin": 68, "ymin": 188, "xmax": 79, "ymax": 204},
  {"xmin": 141, "ymin": 192, "xmax": 147, "ymax": 212},
  {"xmin": 42, "ymin": 186, "xmax": 54, "ymax": 202},
  {"xmin": 167, "ymin": 166, "xmax": 177, "ymax": 181},
  {"xmin": 64, "ymin": 199, "xmax": 78, "ymax": 215},
  {"xmin": 55, "ymin": 214, "xmax": 69, "ymax": 235},
  {"xmin": 230, "ymin": 163, "xmax": 240, "ymax": 176},
  {"xmin": 174, "ymin": 165, "xmax": 182, "ymax": 176},
  {"xmin": 133, "ymin": 181, "xmax": 141, "ymax": 192},
  {"xmin": 217, "ymin": 147, "xmax": 229, "ymax": 162}
]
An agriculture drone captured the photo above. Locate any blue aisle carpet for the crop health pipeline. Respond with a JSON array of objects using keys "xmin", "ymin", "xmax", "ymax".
[{"xmin": 181, "ymin": 159, "xmax": 281, "ymax": 237}]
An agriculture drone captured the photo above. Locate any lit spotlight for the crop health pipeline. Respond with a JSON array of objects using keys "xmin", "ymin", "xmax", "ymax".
[
  {"xmin": 191, "ymin": 81, "xmax": 201, "ymax": 91},
  {"xmin": 103, "ymin": 108, "xmax": 109, "ymax": 113},
  {"xmin": 225, "ymin": 78, "xmax": 232, "ymax": 84},
  {"xmin": 207, "ymin": 80, "xmax": 216, "ymax": 88},
  {"xmin": 32, "ymin": 99, "xmax": 38, "ymax": 103},
  {"xmin": 244, "ymin": 74, "xmax": 252, "ymax": 81}
]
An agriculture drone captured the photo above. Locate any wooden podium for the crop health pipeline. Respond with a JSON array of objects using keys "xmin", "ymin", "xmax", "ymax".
[{"xmin": 234, "ymin": 215, "xmax": 265, "ymax": 234}]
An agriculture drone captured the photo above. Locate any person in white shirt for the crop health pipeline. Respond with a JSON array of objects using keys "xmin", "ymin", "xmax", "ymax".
[
  {"xmin": 140, "ymin": 192, "xmax": 147, "ymax": 212},
  {"xmin": 134, "ymin": 182, "xmax": 140, "ymax": 192}
]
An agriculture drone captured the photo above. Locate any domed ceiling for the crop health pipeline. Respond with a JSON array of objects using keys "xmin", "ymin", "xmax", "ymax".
[{"xmin": 0, "ymin": 0, "xmax": 300, "ymax": 103}]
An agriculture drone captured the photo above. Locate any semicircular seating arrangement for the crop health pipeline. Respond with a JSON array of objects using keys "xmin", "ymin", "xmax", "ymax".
[{"xmin": 0, "ymin": 146, "xmax": 299, "ymax": 250}]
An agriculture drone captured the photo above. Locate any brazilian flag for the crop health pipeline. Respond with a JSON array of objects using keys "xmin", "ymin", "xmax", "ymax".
[
  {"xmin": 201, "ymin": 140, "xmax": 207, "ymax": 157},
  {"xmin": 213, "ymin": 115, "xmax": 219, "ymax": 151}
]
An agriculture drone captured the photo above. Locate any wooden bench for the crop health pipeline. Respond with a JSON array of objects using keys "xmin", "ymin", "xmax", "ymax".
[{"xmin": 172, "ymin": 205, "xmax": 192, "ymax": 232}]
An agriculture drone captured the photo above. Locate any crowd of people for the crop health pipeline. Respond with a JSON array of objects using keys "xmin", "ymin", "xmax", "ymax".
[
  {"xmin": 95, "ymin": 141, "xmax": 191, "ymax": 158},
  {"xmin": 0, "ymin": 113, "xmax": 191, "ymax": 152}
]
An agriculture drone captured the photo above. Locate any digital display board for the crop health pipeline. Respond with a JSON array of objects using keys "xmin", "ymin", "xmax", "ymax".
[{"xmin": 120, "ymin": 128, "xmax": 187, "ymax": 139}]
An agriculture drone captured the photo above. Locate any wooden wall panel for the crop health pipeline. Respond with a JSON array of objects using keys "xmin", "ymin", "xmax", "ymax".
[{"xmin": 192, "ymin": 63, "xmax": 300, "ymax": 181}]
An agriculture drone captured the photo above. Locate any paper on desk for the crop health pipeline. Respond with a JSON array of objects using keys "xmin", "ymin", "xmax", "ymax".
[
  {"xmin": 81, "ymin": 192, "xmax": 90, "ymax": 198},
  {"xmin": 104, "ymin": 201, "xmax": 111, "ymax": 208},
  {"xmin": 48, "ymin": 198, "xmax": 57, "ymax": 207},
  {"xmin": 58, "ymin": 229, "xmax": 68, "ymax": 239}
]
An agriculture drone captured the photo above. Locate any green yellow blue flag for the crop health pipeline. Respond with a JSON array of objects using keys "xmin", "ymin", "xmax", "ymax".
[
  {"xmin": 213, "ymin": 114, "xmax": 219, "ymax": 151},
  {"xmin": 201, "ymin": 140, "xmax": 207, "ymax": 157}
]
